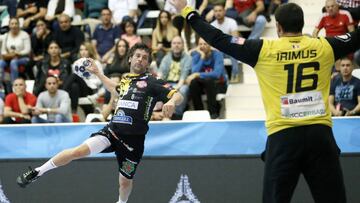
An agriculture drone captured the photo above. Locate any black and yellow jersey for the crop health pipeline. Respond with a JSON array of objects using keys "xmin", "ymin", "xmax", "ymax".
[
  {"xmin": 184, "ymin": 9, "xmax": 360, "ymax": 135},
  {"xmin": 108, "ymin": 73, "xmax": 176, "ymax": 137}
]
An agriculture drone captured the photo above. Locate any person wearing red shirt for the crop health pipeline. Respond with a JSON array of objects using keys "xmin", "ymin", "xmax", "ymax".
[
  {"xmin": 313, "ymin": 0, "xmax": 355, "ymax": 37},
  {"xmin": 225, "ymin": 0, "xmax": 266, "ymax": 39},
  {"xmin": 313, "ymin": 0, "xmax": 355, "ymax": 78},
  {"xmin": 3, "ymin": 78, "xmax": 37, "ymax": 124}
]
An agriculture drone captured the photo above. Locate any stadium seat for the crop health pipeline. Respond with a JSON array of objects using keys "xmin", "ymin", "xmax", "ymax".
[
  {"xmin": 182, "ymin": 110, "xmax": 211, "ymax": 121},
  {"xmin": 25, "ymin": 80, "xmax": 34, "ymax": 93},
  {"xmin": 137, "ymin": 10, "xmax": 160, "ymax": 36},
  {"xmin": 85, "ymin": 113, "xmax": 105, "ymax": 123},
  {"xmin": 352, "ymin": 69, "xmax": 360, "ymax": 79}
]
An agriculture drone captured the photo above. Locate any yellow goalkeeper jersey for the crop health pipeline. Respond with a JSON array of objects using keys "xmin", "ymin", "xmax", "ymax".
[{"xmin": 255, "ymin": 36, "xmax": 334, "ymax": 135}]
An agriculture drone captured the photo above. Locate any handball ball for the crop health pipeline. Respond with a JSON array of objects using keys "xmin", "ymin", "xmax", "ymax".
[{"xmin": 74, "ymin": 58, "xmax": 92, "ymax": 79}]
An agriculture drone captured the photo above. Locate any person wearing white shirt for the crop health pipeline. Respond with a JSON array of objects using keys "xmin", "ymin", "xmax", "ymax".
[
  {"xmin": 108, "ymin": 0, "xmax": 138, "ymax": 24},
  {"xmin": 45, "ymin": 0, "xmax": 75, "ymax": 22},
  {"xmin": 210, "ymin": 3, "xmax": 240, "ymax": 81},
  {"xmin": 0, "ymin": 17, "xmax": 31, "ymax": 83}
]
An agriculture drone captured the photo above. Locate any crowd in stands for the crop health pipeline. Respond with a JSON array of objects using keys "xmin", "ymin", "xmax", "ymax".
[{"xmin": 0, "ymin": 0, "xmax": 359, "ymax": 124}]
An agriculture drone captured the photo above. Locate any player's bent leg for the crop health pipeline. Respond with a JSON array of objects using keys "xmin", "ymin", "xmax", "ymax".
[
  {"xmin": 117, "ymin": 173, "xmax": 133, "ymax": 203},
  {"xmin": 16, "ymin": 135, "xmax": 110, "ymax": 188},
  {"xmin": 52, "ymin": 143, "xmax": 91, "ymax": 166}
]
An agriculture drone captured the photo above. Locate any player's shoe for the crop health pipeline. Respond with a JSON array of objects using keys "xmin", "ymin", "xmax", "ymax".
[{"xmin": 16, "ymin": 166, "xmax": 39, "ymax": 188}]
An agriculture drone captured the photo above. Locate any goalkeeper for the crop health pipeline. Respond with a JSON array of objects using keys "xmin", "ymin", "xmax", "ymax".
[{"xmin": 170, "ymin": 0, "xmax": 360, "ymax": 202}]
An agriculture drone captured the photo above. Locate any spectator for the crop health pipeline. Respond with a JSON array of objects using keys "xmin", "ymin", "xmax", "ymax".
[
  {"xmin": 164, "ymin": 0, "xmax": 196, "ymax": 15},
  {"xmin": 187, "ymin": 38, "xmax": 228, "ymax": 119},
  {"xmin": 199, "ymin": 0, "xmax": 227, "ymax": 22},
  {"xmin": 336, "ymin": 0, "xmax": 360, "ymax": 20},
  {"xmin": 53, "ymin": 14, "xmax": 85, "ymax": 62},
  {"xmin": 152, "ymin": 10, "xmax": 179, "ymax": 66},
  {"xmin": 211, "ymin": 3, "xmax": 240, "ymax": 81},
  {"xmin": 329, "ymin": 57, "xmax": 360, "ymax": 116},
  {"xmin": 158, "ymin": 36, "xmax": 191, "ymax": 119},
  {"xmin": 336, "ymin": 0, "xmax": 360, "ymax": 67},
  {"xmin": 225, "ymin": 0, "xmax": 266, "ymax": 39},
  {"xmin": 83, "ymin": 0, "xmax": 108, "ymax": 19},
  {"xmin": 0, "ymin": 0, "xmax": 17, "ymax": 17},
  {"xmin": 45, "ymin": 0, "xmax": 75, "ymax": 23},
  {"xmin": 33, "ymin": 41, "xmax": 71, "ymax": 96},
  {"xmin": 0, "ymin": 97, "xmax": 3, "ymax": 123},
  {"xmin": 337, "ymin": 0, "xmax": 360, "ymax": 8},
  {"xmin": 103, "ymin": 39, "xmax": 130, "ymax": 77},
  {"xmin": 265, "ymin": 0, "xmax": 288, "ymax": 17},
  {"xmin": 31, "ymin": 75, "xmax": 72, "ymax": 123},
  {"xmin": 335, "ymin": 0, "xmax": 360, "ymax": 70},
  {"xmin": 313, "ymin": 0, "xmax": 354, "ymax": 37},
  {"xmin": 313, "ymin": 0, "xmax": 354, "ymax": 78},
  {"xmin": 16, "ymin": 0, "xmax": 47, "ymax": 32},
  {"xmin": 63, "ymin": 42, "xmax": 103, "ymax": 114},
  {"xmin": 120, "ymin": 17, "xmax": 142, "ymax": 48},
  {"xmin": 0, "ymin": 17, "xmax": 30, "ymax": 86},
  {"xmin": 26, "ymin": 19, "xmax": 53, "ymax": 80},
  {"xmin": 3, "ymin": 78, "xmax": 36, "ymax": 124},
  {"xmin": 108, "ymin": 0, "xmax": 138, "ymax": 24},
  {"xmin": 82, "ymin": 0, "xmax": 108, "ymax": 37},
  {"xmin": 164, "ymin": 0, "xmax": 196, "ymax": 50},
  {"xmin": 92, "ymin": 8, "xmax": 121, "ymax": 60}
]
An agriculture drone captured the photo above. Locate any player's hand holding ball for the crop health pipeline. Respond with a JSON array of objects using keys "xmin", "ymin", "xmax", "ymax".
[{"xmin": 74, "ymin": 57, "xmax": 93, "ymax": 79}]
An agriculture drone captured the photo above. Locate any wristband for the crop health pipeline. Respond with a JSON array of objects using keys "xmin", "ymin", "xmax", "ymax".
[{"xmin": 181, "ymin": 6, "xmax": 196, "ymax": 18}]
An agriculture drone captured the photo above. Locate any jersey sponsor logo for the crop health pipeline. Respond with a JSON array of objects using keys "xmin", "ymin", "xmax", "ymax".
[
  {"xmin": 118, "ymin": 100, "xmax": 139, "ymax": 110},
  {"xmin": 120, "ymin": 159, "xmax": 137, "ymax": 176},
  {"xmin": 117, "ymin": 77, "xmax": 131, "ymax": 99},
  {"xmin": 136, "ymin": 80, "xmax": 147, "ymax": 88},
  {"xmin": 131, "ymin": 94, "xmax": 143, "ymax": 100},
  {"xmin": 335, "ymin": 33, "xmax": 351, "ymax": 42},
  {"xmin": 292, "ymin": 44, "xmax": 300, "ymax": 49},
  {"xmin": 231, "ymin": 36, "xmax": 245, "ymax": 45},
  {"xmin": 130, "ymin": 87, "xmax": 145, "ymax": 94},
  {"xmin": 144, "ymin": 96, "xmax": 154, "ymax": 120},
  {"xmin": 112, "ymin": 110, "xmax": 133, "ymax": 124},
  {"xmin": 280, "ymin": 91, "xmax": 326, "ymax": 118}
]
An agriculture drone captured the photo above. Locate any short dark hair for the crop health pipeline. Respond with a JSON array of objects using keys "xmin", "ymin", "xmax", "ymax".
[
  {"xmin": 121, "ymin": 17, "xmax": 137, "ymax": 34},
  {"xmin": 101, "ymin": 7, "xmax": 111, "ymax": 14},
  {"xmin": 340, "ymin": 55, "xmax": 353, "ymax": 63},
  {"xmin": 275, "ymin": 3, "xmax": 304, "ymax": 33},
  {"xmin": 213, "ymin": 3, "xmax": 225, "ymax": 8},
  {"xmin": 128, "ymin": 43, "xmax": 152, "ymax": 63}
]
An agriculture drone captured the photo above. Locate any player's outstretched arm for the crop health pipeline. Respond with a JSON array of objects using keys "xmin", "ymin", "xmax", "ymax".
[
  {"xmin": 326, "ymin": 29, "xmax": 360, "ymax": 61},
  {"xmin": 162, "ymin": 92, "xmax": 183, "ymax": 118},
  {"xmin": 86, "ymin": 58, "xmax": 117, "ymax": 93},
  {"xmin": 169, "ymin": 0, "xmax": 262, "ymax": 67}
]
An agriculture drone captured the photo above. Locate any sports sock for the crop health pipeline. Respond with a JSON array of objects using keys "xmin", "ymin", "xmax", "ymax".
[
  {"xmin": 117, "ymin": 196, "xmax": 127, "ymax": 203},
  {"xmin": 35, "ymin": 159, "xmax": 57, "ymax": 176}
]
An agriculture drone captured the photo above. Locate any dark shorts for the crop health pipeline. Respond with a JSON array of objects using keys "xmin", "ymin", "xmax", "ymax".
[
  {"xmin": 90, "ymin": 126, "xmax": 145, "ymax": 179},
  {"xmin": 261, "ymin": 124, "xmax": 346, "ymax": 203}
]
